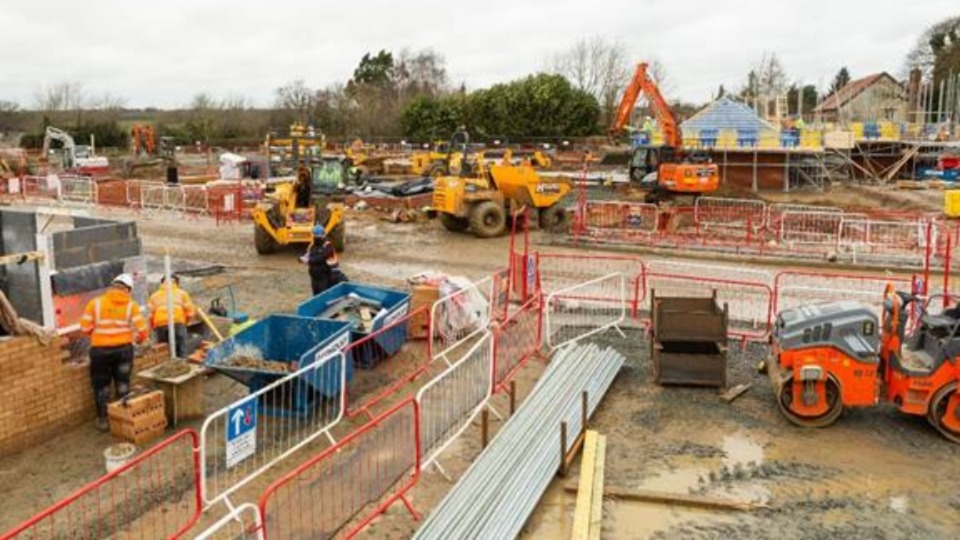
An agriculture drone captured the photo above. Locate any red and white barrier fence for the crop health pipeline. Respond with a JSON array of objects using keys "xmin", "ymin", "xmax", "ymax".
[
  {"xmin": 695, "ymin": 196, "xmax": 765, "ymax": 231},
  {"xmin": 200, "ymin": 352, "xmax": 347, "ymax": 508},
  {"xmin": 258, "ymin": 398, "xmax": 421, "ymax": 540},
  {"xmin": 192, "ymin": 503, "xmax": 264, "ymax": 540},
  {"xmin": 344, "ymin": 305, "xmax": 432, "ymax": 420},
  {"xmin": 580, "ymin": 200, "xmax": 659, "ymax": 240},
  {"xmin": 536, "ymin": 252, "xmax": 645, "ymax": 318},
  {"xmin": 0, "ymin": 430, "xmax": 202, "ymax": 540},
  {"xmin": 545, "ymin": 272, "xmax": 626, "ymax": 350},
  {"xmin": 773, "ymin": 270, "xmax": 914, "ymax": 321},
  {"xmin": 492, "ymin": 294, "xmax": 542, "ymax": 392},
  {"xmin": 416, "ymin": 332, "xmax": 493, "ymax": 476},
  {"xmin": 645, "ymin": 271, "xmax": 773, "ymax": 340}
]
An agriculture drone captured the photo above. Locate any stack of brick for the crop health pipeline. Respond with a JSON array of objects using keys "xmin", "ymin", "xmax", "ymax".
[{"xmin": 0, "ymin": 336, "xmax": 169, "ymax": 456}]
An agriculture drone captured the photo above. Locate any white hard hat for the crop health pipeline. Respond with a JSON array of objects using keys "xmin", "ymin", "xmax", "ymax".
[{"xmin": 112, "ymin": 273, "xmax": 134, "ymax": 289}]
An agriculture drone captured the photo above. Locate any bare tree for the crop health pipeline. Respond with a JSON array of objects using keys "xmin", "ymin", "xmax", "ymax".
[
  {"xmin": 33, "ymin": 81, "xmax": 85, "ymax": 111},
  {"xmin": 756, "ymin": 52, "xmax": 788, "ymax": 97},
  {"xmin": 904, "ymin": 16, "xmax": 960, "ymax": 78},
  {"xmin": 89, "ymin": 92, "xmax": 126, "ymax": 111},
  {"xmin": 394, "ymin": 48, "xmax": 449, "ymax": 98},
  {"xmin": 275, "ymin": 80, "xmax": 316, "ymax": 123},
  {"xmin": 550, "ymin": 36, "xmax": 630, "ymax": 122}
]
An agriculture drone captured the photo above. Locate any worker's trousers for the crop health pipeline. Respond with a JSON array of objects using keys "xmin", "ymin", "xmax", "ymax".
[
  {"xmin": 154, "ymin": 323, "xmax": 188, "ymax": 358},
  {"xmin": 89, "ymin": 344, "xmax": 134, "ymax": 420}
]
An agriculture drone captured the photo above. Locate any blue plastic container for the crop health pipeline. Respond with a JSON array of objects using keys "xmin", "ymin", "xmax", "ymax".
[
  {"xmin": 205, "ymin": 315, "xmax": 352, "ymax": 415},
  {"xmin": 297, "ymin": 282, "xmax": 412, "ymax": 368},
  {"xmin": 780, "ymin": 130, "xmax": 799, "ymax": 148}
]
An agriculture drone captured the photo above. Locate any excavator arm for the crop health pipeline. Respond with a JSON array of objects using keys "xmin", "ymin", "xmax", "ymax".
[
  {"xmin": 609, "ymin": 63, "xmax": 681, "ymax": 148},
  {"xmin": 41, "ymin": 126, "xmax": 77, "ymax": 164}
]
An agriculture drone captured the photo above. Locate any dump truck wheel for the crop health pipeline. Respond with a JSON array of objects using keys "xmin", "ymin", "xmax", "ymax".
[
  {"xmin": 329, "ymin": 223, "xmax": 346, "ymax": 252},
  {"xmin": 469, "ymin": 202, "xmax": 506, "ymax": 238},
  {"xmin": 440, "ymin": 213, "xmax": 470, "ymax": 232},
  {"xmin": 254, "ymin": 223, "xmax": 279, "ymax": 255},
  {"xmin": 539, "ymin": 204, "xmax": 570, "ymax": 232}
]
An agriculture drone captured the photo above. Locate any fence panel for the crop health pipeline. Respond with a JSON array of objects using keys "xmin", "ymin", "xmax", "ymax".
[
  {"xmin": 647, "ymin": 259, "xmax": 773, "ymax": 287},
  {"xmin": 430, "ymin": 276, "xmax": 492, "ymax": 362},
  {"xmin": 164, "ymin": 185, "xmax": 187, "ymax": 214},
  {"xmin": 545, "ymin": 272, "xmax": 625, "ymax": 349},
  {"xmin": 492, "ymin": 294, "xmax": 542, "ymax": 392},
  {"xmin": 183, "ymin": 185, "xmax": 209, "ymax": 214},
  {"xmin": 21, "ymin": 175, "xmax": 59, "ymax": 201},
  {"xmin": 774, "ymin": 270, "xmax": 913, "ymax": 321},
  {"xmin": 778, "ymin": 210, "xmax": 844, "ymax": 245},
  {"xmin": 57, "ymin": 175, "xmax": 97, "ymax": 205},
  {"xmin": 644, "ymin": 272, "xmax": 773, "ymax": 340},
  {"xmin": 141, "ymin": 184, "xmax": 168, "ymax": 213},
  {"xmin": 416, "ymin": 332, "xmax": 492, "ymax": 470},
  {"xmin": 536, "ymin": 252, "xmax": 645, "ymax": 317},
  {"xmin": 200, "ymin": 352, "xmax": 347, "ymax": 508},
  {"xmin": 1, "ymin": 430, "xmax": 201, "ymax": 540},
  {"xmin": 767, "ymin": 203, "xmax": 841, "ymax": 231},
  {"xmin": 259, "ymin": 399, "xmax": 420, "ymax": 540},
  {"xmin": 694, "ymin": 196, "xmax": 766, "ymax": 231},
  {"xmin": 345, "ymin": 305, "xmax": 431, "ymax": 419},
  {"xmin": 490, "ymin": 266, "xmax": 511, "ymax": 322},
  {"xmin": 580, "ymin": 200, "xmax": 659, "ymax": 240},
  {"xmin": 192, "ymin": 503, "xmax": 264, "ymax": 540}
]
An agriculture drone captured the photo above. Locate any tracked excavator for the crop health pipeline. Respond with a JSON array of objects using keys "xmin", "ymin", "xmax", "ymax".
[
  {"xmin": 40, "ymin": 126, "xmax": 110, "ymax": 176},
  {"xmin": 610, "ymin": 62, "xmax": 719, "ymax": 203}
]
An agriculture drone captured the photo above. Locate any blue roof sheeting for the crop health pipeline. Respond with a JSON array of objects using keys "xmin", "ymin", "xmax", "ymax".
[{"xmin": 681, "ymin": 96, "xmax": 776, "ymax": 134}]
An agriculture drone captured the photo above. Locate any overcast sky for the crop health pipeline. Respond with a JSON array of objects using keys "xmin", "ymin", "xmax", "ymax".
[{"xmin": 2, "ymin": 0, "xmax": 955, "ymax": 109}]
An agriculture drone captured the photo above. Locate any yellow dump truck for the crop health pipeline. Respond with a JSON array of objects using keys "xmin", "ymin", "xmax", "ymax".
[{"xmin": 433, "ymin": 164, "xmax": 572, "ymax": 237}]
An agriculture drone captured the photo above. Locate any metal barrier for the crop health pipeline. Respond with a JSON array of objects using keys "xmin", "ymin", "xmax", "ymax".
[
  {"xmin": 545, "ymin": 272, "xmax": 625, "ymax": 349},
  {"xmin": 536, "ymin": 252, "xmax": 645, "ymax": 318},
  {"xmin": 491, "ymin": 266, "xmax": 511, "ymax": 322},
  {"xmin": 200, "ymin": 351, "xmax": 347, "ymax": 508},
  {"xmin": 57, "ymin": 175, "xmax": 97, "ymax": 205},
  {"xmin": 767, "ymin": 203, "xmax": 841, "ymax": 231},
  {"xmin": 491, "ymin": 294, "xmax": 542, "ymax": 392},
  {"xmin": 647, "ymin": 259, "xmax": 773, "ymax": 287},
  {"xmin": 345, "ymin": 305, "xmax": 431, "ymax": 420},
  {"xmin": 193, "ymin": 503, "xmax": 264, "ymax": 540},
  {"xmin": 430, "ymin": 276, "xmax": 492, "ymax": 363},
  {"xmin": 777, "ymin": 210, "xmax": 844, "ymax": 245},
  {"xmin": 0, "ymin": 430, "xmax": 202, "ymax": 540},
  {"xmin": 644, "ymin": 272, "xmax": 773, "ymax": 340},
  {"xmin": 141, "ymin": 184, "xmax": 168, "ymax": 213},
  {"xmin": 774, "ymin": 270, "xmax": 913, "ymax": 320},
  {"xmin": 580, "ymin": 200, "xmax": 658, "ymax": 239},
  {"xmin": 416, "ymin": 332, "xmax": 493, "ymax": 476},
  {"xmin": 20, "ymin": 175, "xmax": 59, "ymax": 201},
  {"xmin": 259, "ymin": 398, "xmax": 421, "ymax": 540},
  {"xmin": 695, "ymin": 196, "xmax": 765, "ymax": 231}
]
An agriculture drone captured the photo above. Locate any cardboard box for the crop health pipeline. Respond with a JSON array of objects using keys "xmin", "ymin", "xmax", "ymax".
[
  {"xmin": 108, "ymin": 390, "xmax": 168, "ymax": 445},
  {"xmin": 409, "ymin": 284, "xmax": 438, "ymax": 339}
]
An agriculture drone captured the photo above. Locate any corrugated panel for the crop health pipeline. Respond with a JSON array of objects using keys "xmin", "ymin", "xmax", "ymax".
[{"xmin": 681, "ymin": 96, "xmax": 776, "ymax": 134}]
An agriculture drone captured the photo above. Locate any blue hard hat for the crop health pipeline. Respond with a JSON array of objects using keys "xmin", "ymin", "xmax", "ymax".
[{"xmin": 312, "ymin": 225, "xmax": 326, "ymax": 238}]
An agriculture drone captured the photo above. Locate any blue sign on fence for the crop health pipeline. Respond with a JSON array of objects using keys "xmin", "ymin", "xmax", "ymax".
[{"xmin": 226, "ymin": 399, "xmax": 257, "ymax": 468}]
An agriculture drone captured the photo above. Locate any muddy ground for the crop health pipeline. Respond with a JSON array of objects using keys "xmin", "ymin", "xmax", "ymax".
[{"xmin": 3, "ymin": 183, "xmax": 960, "ymax": 538}]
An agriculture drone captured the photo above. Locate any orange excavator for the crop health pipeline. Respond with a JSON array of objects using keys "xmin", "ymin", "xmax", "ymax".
[
  {"xmin": 131, "ymin": 124, "xmax": 156, "ymax": 156},
  {"xmin": 764, "ymin": 285, "xmax": 960, "ymax": 443},
  {"xmin": 610, "ymin": 62, "xmax": 719, "ymax": 203}
]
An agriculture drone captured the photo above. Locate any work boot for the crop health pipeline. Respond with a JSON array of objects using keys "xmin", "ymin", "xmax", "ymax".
[{"xmin": 95, "ymin": 417, "xmax": 109, "ymax": 432}]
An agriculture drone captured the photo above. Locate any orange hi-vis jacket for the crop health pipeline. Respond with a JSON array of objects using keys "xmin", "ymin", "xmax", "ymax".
[
  {"xmin": 147, "ymin": 284, "xmax": 196, "ymax": 327},
  {"xmin": 80, "ymin": 289, "xmax": 149, "ymax": 347}
]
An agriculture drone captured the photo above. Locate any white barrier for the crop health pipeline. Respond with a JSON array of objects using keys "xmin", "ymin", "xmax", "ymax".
[
  {"xmin": 695, "ymin": 196, "xmax": 766, "ymax": 231},
  {"xmin": 416, "ymin": 332, "xmax": 493, "ymax": 478},
  {"xmin": 647, "ymin": 259, "xmax": 773, "ymax": 287},
  {"xmin": 193, "ymin": 503, "xmax": 264, "ymax": 540},
  {"xmin": 778, "ymin": 210, "xmax": 844, "ymax": 245},
  {"xmin": 545, "ymin": 272, "xmax": 625, "ymax": 350},
  {"xmin": 199, "ymin": 351, "xmax": 346, "ymax": 508},
  {"xmin": 57, "ymin": 175, "xmax": 97, "ymax": 205}
]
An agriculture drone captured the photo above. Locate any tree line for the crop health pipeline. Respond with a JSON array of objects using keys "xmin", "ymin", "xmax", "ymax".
[{"xmin": 1, "ymin": 15, "xmax": 958, "ymax": 150}]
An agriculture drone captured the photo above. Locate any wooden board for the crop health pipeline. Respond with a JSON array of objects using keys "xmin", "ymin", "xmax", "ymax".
[{"xmin": 571, "ymin": 430, "xmax": 606, "ymax": 540}]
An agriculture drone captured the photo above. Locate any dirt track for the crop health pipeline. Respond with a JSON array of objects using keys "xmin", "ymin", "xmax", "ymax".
[{"xmin": 3, "ymin": 193, "xmax": 960, "ymax": 538}]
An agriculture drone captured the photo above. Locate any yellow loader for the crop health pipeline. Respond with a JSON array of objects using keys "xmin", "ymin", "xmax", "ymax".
[{"xmin": 252, "ymin": 166, "xmax": 346, "ymax": 254}]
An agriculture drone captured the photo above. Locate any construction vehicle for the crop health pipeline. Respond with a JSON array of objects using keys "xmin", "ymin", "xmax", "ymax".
[
  {"xmin": 40, "ymin": 126, "xmax": 110, "ymax": 176},
  {"xmin": 763, "ymin": 285, "xmax": 960, "ymax": 443},
  {"xmin": 432, "ymin": 132, "xmax": 572, "ymax": 238},
  {"xmin": 252, "ymin": 165, "xmax": 346, "ymax": 255},
  {"xmin": 610, "ymin": 62, "xmax": 719, "ymax": 203},
  {"xmin": 131, "ymin": 124, "xmax": 156, "ymax": 156}
]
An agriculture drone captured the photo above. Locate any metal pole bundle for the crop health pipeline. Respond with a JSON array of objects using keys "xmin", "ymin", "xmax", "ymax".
[{"xmin": 414, "ymin": 342, "xmax": 625, "ymax": 540}]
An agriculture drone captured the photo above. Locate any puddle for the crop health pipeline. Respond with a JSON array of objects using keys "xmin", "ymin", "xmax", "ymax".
[{"xmin": 722, "ymin": 431, "xmax": 764, "ymax": 466}]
